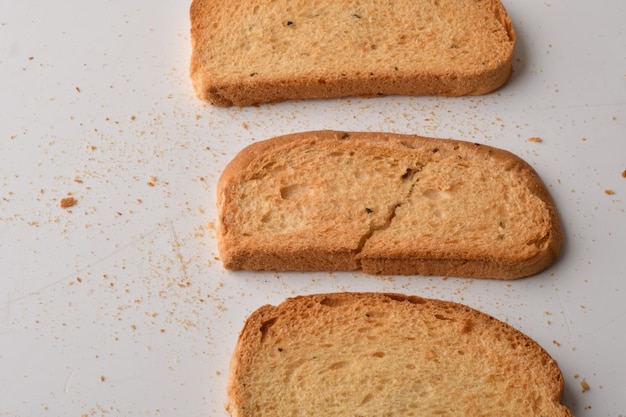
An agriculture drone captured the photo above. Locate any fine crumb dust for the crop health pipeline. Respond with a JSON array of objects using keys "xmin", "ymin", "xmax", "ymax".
[{"xmin": 580, "ymin": 378, "xmax": 590, "ymax": 393}]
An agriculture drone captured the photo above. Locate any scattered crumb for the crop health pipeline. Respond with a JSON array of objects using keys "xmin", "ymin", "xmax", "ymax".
[
  {"xmin": 147, "ymin": 176, "xmax": 157, "ymax": 187},
  {"xmin": 60, "ymin": 197, "xmax": 77, "ymax": 208},
  {"xmin": 527, "ymin": 137, "xmax": 542, "ymax": 143},
  {"xmin": 552, "ymin": 339, "xmax": 560, "ymax": 347},
  {"xmin": 622, "ymin": 170, "xmax": 626, "ymax": 178},
  {"xmin": 75, "ymin": 86, "xmax": 81, "ymax": 93},
  {"xmin": 580, "ymin": 378, "xmax": 590, "ymax": 393},
  {"xmin": 604, "ymin": 189, "xmax": 615, "ymax": 195},
  {"xmin": 241, "ymin": 122, "xmax": 248, "ymax": 129},
  {"xmin": 100, "ymin": 375, "xmax": 105, "ymax": 382}
]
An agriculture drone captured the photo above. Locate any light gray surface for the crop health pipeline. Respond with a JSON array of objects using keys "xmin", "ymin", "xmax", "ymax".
[{"xmin": 1, "ymin": 1, "xmax": 625, "ymax": 415}]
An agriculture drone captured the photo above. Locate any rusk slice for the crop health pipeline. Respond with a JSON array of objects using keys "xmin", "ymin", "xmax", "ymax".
[
  {"xmin": 226, "ymin": 292, "xmax": 573, "ymax": 417},
  {"xmin": 189, "ymin": 0, "xmax": 516, "ymax": 106},
  {"xmin": 217, "ymin": 131, "xmax": 562, "ymax": 279}
]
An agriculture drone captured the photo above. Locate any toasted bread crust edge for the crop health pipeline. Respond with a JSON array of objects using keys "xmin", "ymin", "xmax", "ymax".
[
  {"xmin": 189, "ymin": 0, "xmax": 516, "ymax": 106},
  {"xmin": 226, "ymin": 292, "xmax": 572, "ymax": 417},
  {"xmin": 193, "ymin": 64, "xmax": 515, "ymax": 107},
  {"xmin": 217, "ymin": 131, "xmax": 562, "ymax": 279}
]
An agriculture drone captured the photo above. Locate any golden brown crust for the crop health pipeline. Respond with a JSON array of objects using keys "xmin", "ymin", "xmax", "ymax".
[
  {"xmin": 190, "ymin": 0, "xmax": 516, "ymax": 106},
  {"xmin": 226, "ymin": 292, "xmax": 573, "ymax": 417},
  {"xmin": 217, "ymin": 131, "xmax": 562, "ymax": 279}
]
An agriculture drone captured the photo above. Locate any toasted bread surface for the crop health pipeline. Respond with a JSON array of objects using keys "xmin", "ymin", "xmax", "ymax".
[
  {"xmin": 190, "ymin": 0, "xmax": 515, "ymax": 106},
  {"xmin": 226, "ymin": 292, "xmax": 573, "ymax": 417},
  {"xmin": 217, "ymin": 131, "xmax": 561, "ymax": 279}
]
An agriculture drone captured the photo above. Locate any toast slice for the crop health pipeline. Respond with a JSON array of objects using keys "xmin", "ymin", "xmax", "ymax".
[
  {"xmin": 189, "ymin": 0, "xmax": 516, "ymax": 106},
  {"xmin": 217, "ymin": 131, "xmax": 562, "ymax": 279},
  {"xmin": 226, "ymin": 292, "xmax": 573, "ymax": 417}
]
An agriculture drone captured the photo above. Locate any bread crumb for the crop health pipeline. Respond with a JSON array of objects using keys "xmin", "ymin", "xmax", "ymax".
[
  {"xmin": 100, "ymin": 375, "xmax": 105, "ymax": 382},
  {"xmin": 241, "ymin": 122, "xmax": 248, "ymax": 129},
  {"xmin": 621, "ymin": 170, "xmax": 626, "ymax": 178},
  {"xmin": 604, "ymin": 189, "xmax": 615, "ymax": 195},
  {"xmin": 147, "ymin": 176, "xmax": 157, "ymax": 187},
  {"xmin": 75, "ymin": 86, "xmax": 81, "ymax": 93},
  {"xmin": 527, "ymin": 137, "xmax": 542, "ymax": 143},
  {"xmin": 580, "ymin": 378, "xmax": 590, "ymax": 393},
  {"xmin": 552, "ymin": 339, "xmax": 560, "ymax": 347},
  {"xmin": 60, "ymin": 197, "xmax": 77, "ymax": 208}
]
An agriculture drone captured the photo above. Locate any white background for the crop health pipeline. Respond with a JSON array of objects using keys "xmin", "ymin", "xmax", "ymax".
[{"xmin": 1, "ymin": 0, "xmax": 625, "ymax": 416}]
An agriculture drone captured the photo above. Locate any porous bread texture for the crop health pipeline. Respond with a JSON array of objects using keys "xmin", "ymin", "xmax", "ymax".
[
  {"xmin": 189, "ymin": 0, "xmax": 516, "ymax": 106},
  {"xmin": 226, "ymin": 292, "xmax": 573, "ymax": 417},
  {"xmin": 217, "ymin": 131, "xmax": 562, "ymax": 279}
]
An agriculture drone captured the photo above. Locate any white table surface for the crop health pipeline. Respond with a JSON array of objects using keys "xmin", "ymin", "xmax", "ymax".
[{"xmin": 1, "ymin": 1, "xmax": 625, "ymax": 416}]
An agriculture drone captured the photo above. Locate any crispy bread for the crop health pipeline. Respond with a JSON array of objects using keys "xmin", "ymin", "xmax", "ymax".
[
  {"xmin": 189, "ymin": 0, "xmax": 516, "ymax": 106},
  {"xmin": 217, "ymin": 131, "xmax": 562, "ymax": 279},
  {"xmin": 226, "ymin": 292, "xmax": 573, "ymax": 417}
]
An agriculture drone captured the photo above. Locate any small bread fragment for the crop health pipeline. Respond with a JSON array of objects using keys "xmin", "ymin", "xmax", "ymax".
[
  {"xmin": 217, "ymin": 130, "xmax": 562, "ymax": 279},
  {"xmin": 226, "ymin": 292, "xmax": 573, "ymax": 417},
  {"xmin": 189, "ymin": 0, "xmax": 516, "ymax": 106}
]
